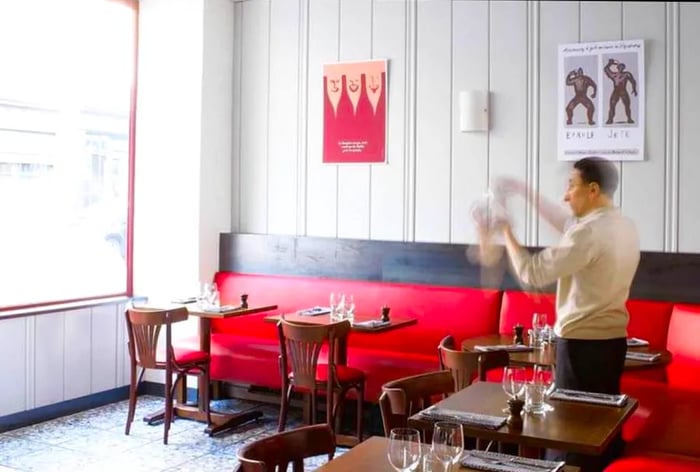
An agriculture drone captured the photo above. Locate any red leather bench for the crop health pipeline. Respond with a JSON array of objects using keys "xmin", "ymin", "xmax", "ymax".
[{"xmin": 205, "ymin": 272, "xmax": 502, "ymax": 401}]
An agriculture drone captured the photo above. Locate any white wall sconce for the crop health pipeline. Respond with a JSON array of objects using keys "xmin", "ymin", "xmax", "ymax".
[{"xmin": 459, "ymin": 90, "xmax": 489, "ymax": 132}]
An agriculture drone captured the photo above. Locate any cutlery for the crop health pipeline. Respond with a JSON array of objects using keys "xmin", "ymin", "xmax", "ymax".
[{"xmin": 467, "ymin": 451, "xmax": 557, "ymax": 471}]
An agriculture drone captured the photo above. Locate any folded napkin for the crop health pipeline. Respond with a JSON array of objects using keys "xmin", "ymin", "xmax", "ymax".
[
  {"xmin": 461, "ymin": 450, "xmax": 565, "ymax": 472},
  {"xmin": 352, "ymin": 319, "xmax": 390, "ymax": 329},
  {"xmin": 298, "ymin": 306, "xmax": 331, "ymax": 316},
  {"xmin": 172, "ymin": 296, "xmax": 197, "ymax": 304},
  {"xmin": 627, "ymin": 337, "xmax": 650, "ymax": 347},
  {"xmin": 473, "ymin": 344, "xmax": 534, "ymax": 353},
  {"xmin": 626, "ymin": 351, "xmax": 661, "ymax": 362},
  {"xmin": 200, "ymin": 304, "xmax": 237, "ymax": 313},
  {"xmin": 419, "ymin": 406, "xmax": 506, "ymax": 430},
  {"xmin": 550, "ymin": 388, "xmax": 628, "ymax": 407}
]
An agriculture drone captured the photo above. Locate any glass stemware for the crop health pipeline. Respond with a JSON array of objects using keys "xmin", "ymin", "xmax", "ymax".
[
  {"xmin": 532, "ymin": 364, "xmax": 555, "ymax": 412},
  {"xmin": 501, "ymin": 366, "xmax": 526, "ymax": 412},
  {"xmin": 431, "ymin": 422, "xmax": 464, "ymax": 472},
  {"xmin": 387, "ymin": 428, "xmax": 422, "ymax": 472}
]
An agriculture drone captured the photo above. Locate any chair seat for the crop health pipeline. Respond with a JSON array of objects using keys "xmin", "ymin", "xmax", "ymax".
[
  {"xmin": 173, "ymin": 347, "xmax": 210, "ymax": 365},
  {"xmin": 290, "ymin": 364, "xmax": 366, "ymax": 385}
]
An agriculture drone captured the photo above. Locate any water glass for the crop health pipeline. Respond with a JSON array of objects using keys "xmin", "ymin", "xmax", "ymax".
[
  {"xmin": 387, "ymin": 428, "xmax": 422, "ymax": 472},
  {"xmin": 431, "ymin": 422, "xmax": 464, "ymax": 471},
  {"xmin": 344, "ymin": 294, "xmax": 355, "ymax": 323},
  {"xmin": 533, "ymin": 364, "xmax": 555, "ymax": 412},
  {"xmin": 330, "ymin": 292, "xmax": 345, "ymax": 321},
  {"xmin": 525, "ymin": 382, "xmax": 547, "ymax": 415}
]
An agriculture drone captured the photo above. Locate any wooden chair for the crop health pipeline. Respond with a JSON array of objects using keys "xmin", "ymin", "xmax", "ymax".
[
  {"xmin": 124, "ymin": 305, "xmax": 211, "ymax": 444},
  {"xmin": 277, "ymin": 319, "xmax": 365, "ymax": 443},
  {"xmin": 236, "ymin": 424, "xmax": 335, "ymax": 472},
  {"xmin": 438, "ymin": 335, "xmax": 510, "ymax": 390},
  {"xmin": 378, "ymin": 370, "xmax": 455, "ymax": 438}
]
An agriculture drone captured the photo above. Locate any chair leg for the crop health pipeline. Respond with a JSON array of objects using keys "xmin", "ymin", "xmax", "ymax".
[
  {"xmin": 125, "ymin": 363, "xmax": 139, "ymax": 435},
  {"xmin": 278, "ymin": 384, "xmax": 293, "ymax": 432},
  {"xmin": 163, "ymin": 369, "xmax": 173, "ymax": 444},
  {"xmin": 331, "ymin": 389, "xmax": 346, "ymax": 434},
  {"xmin": 356, "ymin": 384, "xmax": 364, "ymax": 442},
  {"xmin": 310, "ymin": 389, "xmax": 318, "ymax": 425}
]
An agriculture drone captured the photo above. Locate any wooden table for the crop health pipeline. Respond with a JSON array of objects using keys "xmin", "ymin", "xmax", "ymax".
[
  {"xmin": 144, "ymin": 304, "xmax": 278, "ymax": 436},
  {"xmin": 407, "ymin": 382, "xmax": 637, "ymax": 456},
  {"xmin": 312, "ymin": 436, "xmax": 581, "ymax": 471},
  {"xmin": 461, "ymin": 334, "xmax": 672, "ymax": 370},
  {"xmin": 264, "ymin": 312, "xmax": 417, "ymax": 333}
]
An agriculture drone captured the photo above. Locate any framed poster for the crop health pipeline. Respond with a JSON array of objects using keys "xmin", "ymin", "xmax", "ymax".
[
  {"xmin": 557, "ymin": 39, "xmax": 645, "ymax": 161},
  {"xmin": 323, "ymin": 59, "xmax": 387, "ymax": 164}
]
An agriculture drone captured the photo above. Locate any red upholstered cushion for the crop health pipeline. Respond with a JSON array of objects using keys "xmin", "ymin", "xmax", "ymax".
[
  {"xmin": 625, "ymin": 299, "xmax": 674, "ymax": 349},
  {"xmin": 665, "ymin": 304, "xmax": 700, "ymax": 392},
  {"xmin": 305, "ymin": 364, "xmax": 365, "ymax": 383},
  {"xmin": 173, "ymin": 347, "xmax": 209, "ymax": 365},
  {"xmin": 498, "ymin": 291, "xmax": 556, "ymax": 334},
  {"xmin": 212, "ymin": 272, "xmax": 502, "ymax": 357},
  {"xmin": 604, "ymin": 455, "xmax": 700, "ymax": 472}
]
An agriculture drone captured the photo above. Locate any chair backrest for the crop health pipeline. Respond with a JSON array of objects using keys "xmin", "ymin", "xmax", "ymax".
[
  {"xmin": 438, "ymin": 335, "xmax": 511, "ymax": 388},
  {"xmin": 236, "ymin": 424, "xmax": 335, "ymax": 472},
  {"xmin": 438, "ymin": 335, "xmax": 480, "ymax": 390},
  {"xmin": 277, "ymin": 319, "xmax": 351, "ymax": 390},
  {"xmin": 379, "ymin": 370, "xmax": 454, "ymax": 436},
  {"xmin": 125, "ymin": 306, "xmax": 189, "ymax": 369}
]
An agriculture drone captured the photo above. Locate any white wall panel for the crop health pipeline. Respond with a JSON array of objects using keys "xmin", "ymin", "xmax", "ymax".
[
  {"xmin": 414, "ymin": 0, "xmax": 452, "ymax": 243},
  {"xmin": 306, "ymin": 0, "xmax": 340, "ymax": 237},
  {"xmin": 451, "ymin": 0, "xmax": 489, "ymax": 244},
  {"xmin": 489, "ymin": 1, "xmax": 528, "ymax": 243},
  {"xmin": 580, "ymin": 1, "xmax": 623, "ymax": 209},
  {"xmin": 369, "ymin": 0, "xmax": 406, "ymax": 242},
  {"xmin": 620, "ymin": 2, "xmax": 665, "ymax": 251},
  {"xmin": 678, "ymin": 3, "xmax": 700, "ymax": 252},
  {"xmin": 34, "ymin": 313, "xmax": 65, "ymax": 408},
  {"xmin": 336, "ymin": 0, "xmax": 372, "ymax": 240},
  {"xmin": 538, "ymin": 1, "xmax": 581, "ymax": 247},
  {"xmin": 239, "ymin": 0, "xmax": 270, "ymax": 233},
  {"xmin": 63, "ymin": 309, "xmax": 92, "ymax": 400},
  {"xmin": 91, "ymin": 305, "xmax": 118, "ymax": 393},
  {"xmin": 0, "ymin": 318, "xmax": 27, "ymax": 416},
  {"xmin": 267, "ymin": 0, "xmax": 301, "ymax": 235}
]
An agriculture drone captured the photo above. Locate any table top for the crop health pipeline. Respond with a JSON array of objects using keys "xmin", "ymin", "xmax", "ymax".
[
  {"xmin": 187, "ymin": 304, "xmax": 278, "ymax": 319},
  {"xmin": 407, "ymin": 381, "xmax": 637, "ymax": 456},
  {"xmin": 461, "ymin": 334, "xmax": 672, "ymax": 370},
  {"xmin": 312, "ymin": 436, "xmax": 581, "ymax": 471},
  {"xmin": 264, "ymin": 312, "xmax": 417, "ymax": 333}
]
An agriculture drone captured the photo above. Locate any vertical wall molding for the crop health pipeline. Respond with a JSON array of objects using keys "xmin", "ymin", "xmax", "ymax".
[
  {"xmin": 403, "ymin": 0, "xmax": 417, "ymax": 242},
  {"xmin": 525, "ymin": 1, "xmax": 540, "ymax": 246},
  {"xmin": 297, "ymin": 0, "xmax": 310, "ymax": 235},
  {"xmin": 664, "ymin": 2, "xmax": 680, "ymax": 252}
]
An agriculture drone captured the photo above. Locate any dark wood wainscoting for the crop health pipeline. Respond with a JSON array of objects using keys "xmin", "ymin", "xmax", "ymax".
[{"xmin": 220, "ymin": 233, "xmax": 700, "ymax": 304}]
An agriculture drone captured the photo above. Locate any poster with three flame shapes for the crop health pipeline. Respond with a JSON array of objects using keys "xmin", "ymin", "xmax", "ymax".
[{"xmin": 323, "ymin": 59, "xmax": 387, "ymax": 164}]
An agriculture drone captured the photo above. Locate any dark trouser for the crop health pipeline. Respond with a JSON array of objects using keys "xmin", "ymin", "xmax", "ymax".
[{"xmin": 547, "ymin": 337, "xmax": 627, "ymax": 472}]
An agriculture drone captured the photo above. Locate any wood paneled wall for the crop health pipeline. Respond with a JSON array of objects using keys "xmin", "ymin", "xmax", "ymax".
[{"xmin": 231, "ymin": 1, "xmax": 700, "ymax": 253}]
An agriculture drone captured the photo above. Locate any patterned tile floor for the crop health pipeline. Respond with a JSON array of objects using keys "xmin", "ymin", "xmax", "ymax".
[{"xmin": 0, "ymin": 396, "xmax": 348, "ymax": 471}]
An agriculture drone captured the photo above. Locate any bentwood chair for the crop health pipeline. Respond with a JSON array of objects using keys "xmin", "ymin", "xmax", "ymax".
[
  {"xmin": 236, "ymin": 424, "xmax": 335, "ymax": 472},
  {"xmin": 378, "ymin": 370, "xmax": 455, "ymax": 440},
  {"xmin": 124, "ymin": 305, "xmax": 211, "ymax": 444},
  {"xmin": 438, "ymin": 335, "xmax": 510, "ymax": 390},
  {"xmin": 277, "ymin": 319, "xmax": 365, "ymax": 444}
]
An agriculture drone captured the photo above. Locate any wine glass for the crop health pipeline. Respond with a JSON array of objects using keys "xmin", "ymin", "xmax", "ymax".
[
  {"xmin": 387, "ymin": 428, "xmax": 422, "ymax": 472},
  {"xmin": 431, "ymin": 422, "xmax": 464, "ymax": 472},
  {"xmin": 501, "ymin": 366, "xmax": 526, "ymax": 412},
  {"xmin": 533, "ymin": 364, "xmax": 555, "ymax": 412}
]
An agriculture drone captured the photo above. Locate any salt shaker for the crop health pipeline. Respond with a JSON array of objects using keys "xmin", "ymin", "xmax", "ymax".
[{"xmin": 513, "ymin": 324, "xmax": 525, "ymax": 345}]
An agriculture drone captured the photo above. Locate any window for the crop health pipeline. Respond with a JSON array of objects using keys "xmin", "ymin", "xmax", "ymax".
[{"xmin": 0, "ymin": 0, "xmax": 137, "ymax": 309}]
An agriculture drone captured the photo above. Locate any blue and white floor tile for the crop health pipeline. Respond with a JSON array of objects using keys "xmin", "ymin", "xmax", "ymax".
[{"xmin": 0, "ymin": 396, "xmax": 346, "ymax": 471}]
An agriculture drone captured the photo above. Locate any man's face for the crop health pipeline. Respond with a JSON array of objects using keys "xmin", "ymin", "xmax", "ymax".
[{"xmin": 564, "ymin": 169, "xmax": 594, "ymax": 217}]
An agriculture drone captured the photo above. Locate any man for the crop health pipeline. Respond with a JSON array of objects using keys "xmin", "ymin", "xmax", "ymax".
[
  {"xmin": 565, "ymin": 67, "xmax": 597, "ymax": 126},
  {"xmin": 604, "ymin": 58, "xmax": 638, "ymax": 124},
  {"xmin": 485, "ymin": 157, "xmax": 640, "ymax": 470}
]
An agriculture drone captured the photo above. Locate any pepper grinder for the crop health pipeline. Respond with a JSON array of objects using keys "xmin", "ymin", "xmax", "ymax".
[
  {"xmin": 240, "ymin": 293, "xmax": 249, "ymax": 309},
  {"xmin": 381, "ymin": 305, "xmax": 391, "ymax": 323},
  {"xmin": 506, "ymin": 397, "xmax": 524, "ymax": 430},
  {"xmin": 513, "ymin": 323, "xmax": 525, "ymax": 345}
]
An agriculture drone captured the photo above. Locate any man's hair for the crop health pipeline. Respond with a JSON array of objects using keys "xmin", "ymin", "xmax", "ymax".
[{"xmin": 574, "ymin": 157, "xmax": 619, "ymax": 196}]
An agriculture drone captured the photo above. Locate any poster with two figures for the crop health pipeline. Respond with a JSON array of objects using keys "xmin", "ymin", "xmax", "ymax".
[{"xmin": 558, "ymin": 39, "xmax": 644, "ymax": 161}]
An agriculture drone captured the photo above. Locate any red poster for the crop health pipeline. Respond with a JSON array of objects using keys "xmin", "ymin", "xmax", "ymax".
[{"xmin": 323, "ymin": 60, "xmax": 387, "ymax": 164}]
